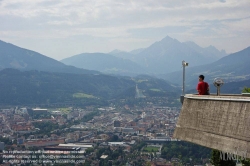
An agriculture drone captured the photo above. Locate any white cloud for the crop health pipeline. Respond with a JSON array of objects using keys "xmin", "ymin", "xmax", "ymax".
[{"xmin": 0, "ymin": 0, "xmax": 249, "ymax": 59}]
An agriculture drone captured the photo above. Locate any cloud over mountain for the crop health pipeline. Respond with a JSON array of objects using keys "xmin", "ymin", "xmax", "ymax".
[{"xmin": 0, "ymin": 0, "xmax": 249, "ymax": 60}]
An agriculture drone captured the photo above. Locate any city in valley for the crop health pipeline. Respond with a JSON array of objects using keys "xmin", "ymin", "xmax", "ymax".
[{"xmin": 0, "ymin": 96, "xmax": 210, "ymax": 166}]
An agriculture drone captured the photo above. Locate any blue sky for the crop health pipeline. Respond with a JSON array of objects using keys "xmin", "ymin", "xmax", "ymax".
[{"xmin": 0, "ymin": 0, "xmax": 250, "ymax": 60}]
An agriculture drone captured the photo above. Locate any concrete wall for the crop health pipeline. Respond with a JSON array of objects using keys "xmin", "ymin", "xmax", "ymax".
[{"xmin": 174, "ymin": 94, "xmax": 250, "ymax": 158}]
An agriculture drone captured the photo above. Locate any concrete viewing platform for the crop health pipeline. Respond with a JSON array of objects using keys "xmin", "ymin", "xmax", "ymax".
[{"xmin": 173, "ymin": 94, "xmax": 250, "ymax": 158}]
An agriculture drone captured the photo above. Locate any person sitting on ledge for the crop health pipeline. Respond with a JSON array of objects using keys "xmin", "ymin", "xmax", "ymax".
[{"xmin": 197, "ymin": 75, "xmax": 209, "ymax": 95}]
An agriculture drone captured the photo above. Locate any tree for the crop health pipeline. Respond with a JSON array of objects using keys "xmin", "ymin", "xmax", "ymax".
[
  {"xmin": 241, "ymin": 158, "xmax": 250, "ymax": 166},
  {"xmin": 210, "ymin": 149, "xmax": 236, "ymax": 166},
  {"xmin": 242, "ymin": 87, "xmax": 250, "ymax": 93},
  {"xmin": 161, "ymin": 141, "xmax": 210, "ymax": 164},
  {"xmin": 83, "ymin": 160, "xmax": 91, "ymax": 166},
  {"xmin": 85, "ymin": 148, "xmax": 94, "ymax": 155},
  {"xmin": 109, "ymin": 135, "xmax": 119, "ymax": 142}
]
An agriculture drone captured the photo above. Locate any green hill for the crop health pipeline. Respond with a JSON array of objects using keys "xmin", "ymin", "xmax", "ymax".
[{"xmin": 0, "ymin": 69, "xmax": 179, "ymax": 106}]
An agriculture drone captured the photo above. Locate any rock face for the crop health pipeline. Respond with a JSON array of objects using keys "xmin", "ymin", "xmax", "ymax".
[{"xmin": 174, "ymin": 94, "xmax": 250, "ymax": 158}]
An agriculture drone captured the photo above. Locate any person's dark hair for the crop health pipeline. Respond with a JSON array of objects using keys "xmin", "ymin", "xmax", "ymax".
[{"xmin": 199, "ymin": 75, "xmax": 205, "ymax": 80}]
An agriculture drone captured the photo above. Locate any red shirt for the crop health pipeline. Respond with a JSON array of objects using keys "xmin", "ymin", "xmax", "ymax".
[{"xmin": 197, "ymin": 81, "xmax": 209, "ymax": 95}]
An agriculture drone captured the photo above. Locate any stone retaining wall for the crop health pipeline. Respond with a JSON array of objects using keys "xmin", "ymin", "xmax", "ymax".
[{"xmin": 173, "ymin": 94, "xmax": 250, "ymax": 158}]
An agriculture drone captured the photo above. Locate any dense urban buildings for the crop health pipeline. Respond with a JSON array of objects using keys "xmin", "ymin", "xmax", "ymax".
[{"xmin": 0, "ymin": 97, "xmax": 210, "ymax": 166}]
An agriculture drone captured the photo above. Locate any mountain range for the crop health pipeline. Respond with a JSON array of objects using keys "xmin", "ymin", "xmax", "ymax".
[
  {"xmin": 163, "ymin": 46, "xmax": 250, "ymax": 89},
  {"xmin": 0, "ymin": 40, "xmax": 98, "ymax": 74},
  {"xmin": 62, "ymin": 36, "xmax": 227, "ymax": 75},
  {"xmin": 0, "ymin": 38, "xmax": 181, "ymax": 106},
  {"xmin": 0, "ymin": 37, "xmax": 249, "ymax": 100},
  {"xmin": 0, "ymin": 37, "xmax": 228, "ymax": 76},
  {"xmin": 109, "ymin": 36, "xmax": 227, "ymax": 74},
  {"xmin": 61, "ymin": 53, "xmax": 146, "ymax": 76}
]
